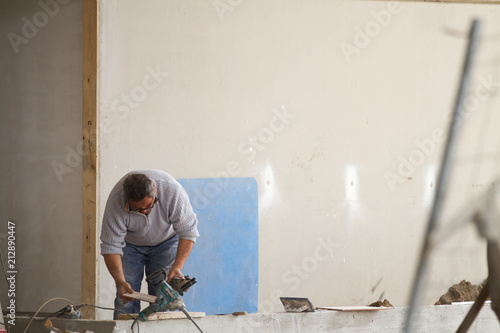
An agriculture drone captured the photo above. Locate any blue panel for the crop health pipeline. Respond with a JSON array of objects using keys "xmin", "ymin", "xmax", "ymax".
[{"xmin": 177, "ymin": 177, "xmax": 258, "ymax": 315}]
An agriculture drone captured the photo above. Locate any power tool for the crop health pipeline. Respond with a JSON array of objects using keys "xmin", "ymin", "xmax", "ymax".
[
  {"xmin": 170, "ymin": 275, "xmax": 197, "ymax": 296},
  {"xmin": 139, "ymin": 268, "xmax": 204, "ymax": 333}
]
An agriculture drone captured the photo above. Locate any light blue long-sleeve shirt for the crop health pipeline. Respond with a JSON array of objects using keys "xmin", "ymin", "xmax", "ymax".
[{"xmin": 100, "ymin": 169, "xmax": 199, "ymax": 255}]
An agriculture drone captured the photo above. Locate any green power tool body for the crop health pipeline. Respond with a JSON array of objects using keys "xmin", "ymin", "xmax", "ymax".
[{"xmin": 138, "ymin": 268, "xmax": 204, "ymax": 332}]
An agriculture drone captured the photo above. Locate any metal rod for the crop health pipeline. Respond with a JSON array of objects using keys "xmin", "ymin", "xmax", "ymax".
[
  {"xmin": 404, "ymin": 19, "xmax": 482, "ymax": 333},
  {"xmin": 181, "ymin": 307, "xmax": 205, "ymax": 333}
]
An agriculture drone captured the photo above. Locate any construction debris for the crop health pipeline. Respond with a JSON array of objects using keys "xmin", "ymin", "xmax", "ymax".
[
  {"xmin": 435, "ymin": 280, "xmax": 487, "ymax": 305},
  {"xmin": 44, "ymin": 319, "xmax": 95, "ymax": 333},
  {"xmin": 369, "ymin": 299, "xmax": 393, "ymax": 307},
  {"xmin": 280, "ymin": 297, "xmax": 316, "ymax": 312}
]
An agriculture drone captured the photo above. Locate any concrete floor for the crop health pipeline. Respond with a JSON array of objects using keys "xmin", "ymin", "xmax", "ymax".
[{"xmin": 5, "ymin": 303, "xmax": 500, "ymax": 333}]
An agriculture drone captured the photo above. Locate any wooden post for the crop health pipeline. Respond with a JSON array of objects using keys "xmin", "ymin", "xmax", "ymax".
[{"xmin": 82, "ymin": 0, "xmax": 98, "ymax": 319}]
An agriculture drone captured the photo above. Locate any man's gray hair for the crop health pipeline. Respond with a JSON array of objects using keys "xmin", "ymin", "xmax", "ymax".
[{"xmin": 123, "ymin": 173, "xmax": 155, "ymax": 202}]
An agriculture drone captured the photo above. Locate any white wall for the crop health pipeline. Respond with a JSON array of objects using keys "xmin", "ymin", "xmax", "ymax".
[
  {"xmin": 0, "ymin": 0, "xmax": 83, "ymax": 313},
  {"xmin": 96, "ymin": 0, "xmax": 500, "ymax": 318}
]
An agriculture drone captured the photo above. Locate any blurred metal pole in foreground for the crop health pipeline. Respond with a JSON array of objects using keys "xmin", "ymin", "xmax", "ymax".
[{"xmin": 404, "ymin": 19, "xmax": 482, "ymax": 333}]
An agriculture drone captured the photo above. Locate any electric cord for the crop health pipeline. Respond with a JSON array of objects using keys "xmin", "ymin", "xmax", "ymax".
[
  {"xmin": 69, "ymin": 304, "xmax": 140, "ymax": 333},
  {"xmin": 0, "ymin": 247, "xmax": 9, "ymax": 286},
  {"xmin": 76, "ymin": 305, "xmax": 141, "ymax": 333},
  {"xmin": 76, "ymin": 303, "xmax": 133, "ymax": 315},
  {"xmin": 32, "ymin": 305, "xmax": 69, "ymax": 322},
  {"xmin": 1, "ymin": 253, "xmax": 74, "ymax": 333},
  {"xmin": 131, "ymin": 316, "xmax": 141, "ymax": 333},
  {"xmin": 76, "ymin": 304, "xmax": 140, "ymax": 333},
  {"xmin": 1, "ymin": 247, "xmax": 139, "ymax": 332},
  {"xmin": 21, "ymin": 298, "xmax": 141, "ymax": 333},
  {"xmin": 0, "ymin": 321, "xmax": 11, "ymax": 333},
  {"xmin": 22, "ymin": 297, "xmax": 76, "ymax": 333}
]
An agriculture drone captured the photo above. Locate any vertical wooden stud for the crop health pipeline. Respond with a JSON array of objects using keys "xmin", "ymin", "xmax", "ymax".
[{"xmin": 82, "ymin": 0, "xmax": 98, "ymax": 319}]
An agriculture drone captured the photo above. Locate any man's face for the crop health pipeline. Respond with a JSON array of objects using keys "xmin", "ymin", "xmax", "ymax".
[
  {"xmin": 129, "ymin": 196, "xmax": 156, "ymax": 214},
  {"xmin": 129, "ymin": 183, "xmax": 157, "ymax": 215}
]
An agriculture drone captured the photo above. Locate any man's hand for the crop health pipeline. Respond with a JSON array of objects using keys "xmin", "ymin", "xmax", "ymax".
[
  {"xmin": 117, "ymin": 280, "xmax": 135, "ymax": 302},
  {"xmin": 167, "ymin": 239, "xmax": 194, "ymax": 282},
  {"xmin": 167, "ymin": 266, "xmax": 184, "ymax": 283},
  {"xmin": 103, "ymin": 254, "xmax": 136, "ymax": 301}
]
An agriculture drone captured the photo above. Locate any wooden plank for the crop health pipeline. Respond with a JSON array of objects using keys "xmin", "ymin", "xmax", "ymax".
[
  {"xmin": 117, "ymin": 312, "xmax": 205, "ymax": 320},
  {"xmin": 82, "ymin": 0, "xmax": 98, "ymax": 320},
  {"xmin": 123, "ymin": 292, "xmax": 157, "ymax": 303}
]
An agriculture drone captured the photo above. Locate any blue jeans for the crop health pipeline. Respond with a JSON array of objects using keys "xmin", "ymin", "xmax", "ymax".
[{"xmin": 113, "ymin": 235, "xmax": 179, "ymax": 319}]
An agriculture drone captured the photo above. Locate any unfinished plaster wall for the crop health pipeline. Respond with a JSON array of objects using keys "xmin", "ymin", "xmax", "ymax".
[
  {"xmin": 0, "ymin": 0, "xmax": 83, "ymax": 313},
  {"xmin": 96, "ymin": 0, "xmax": 500, "ymax": 318}
]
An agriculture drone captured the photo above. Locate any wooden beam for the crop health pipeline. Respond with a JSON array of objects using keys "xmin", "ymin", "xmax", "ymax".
[
  {"xmin": 123, "ymin": 291, "xmax": 158, "ymax": 304},
  {"xmin": 117, "ymin": 312, "xmax": 206, "ymax": 321},
  {"xmin": 82, "ymin": 0, "xmax": 98, "ymax": 319}
]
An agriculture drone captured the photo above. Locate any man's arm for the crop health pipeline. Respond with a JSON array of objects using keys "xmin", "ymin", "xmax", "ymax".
[
  {"xmin": 167, "ymin": 239, "xmax": 194, "ymax": 282},
  {"xmin": 103, "ymin": 254, "xmax": 134, "ymax": 301}
]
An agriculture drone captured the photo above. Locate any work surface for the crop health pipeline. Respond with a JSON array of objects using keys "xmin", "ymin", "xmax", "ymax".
[{"xmin": 6, "ymin": 303, "xmax": 500, "ymax": 333}]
